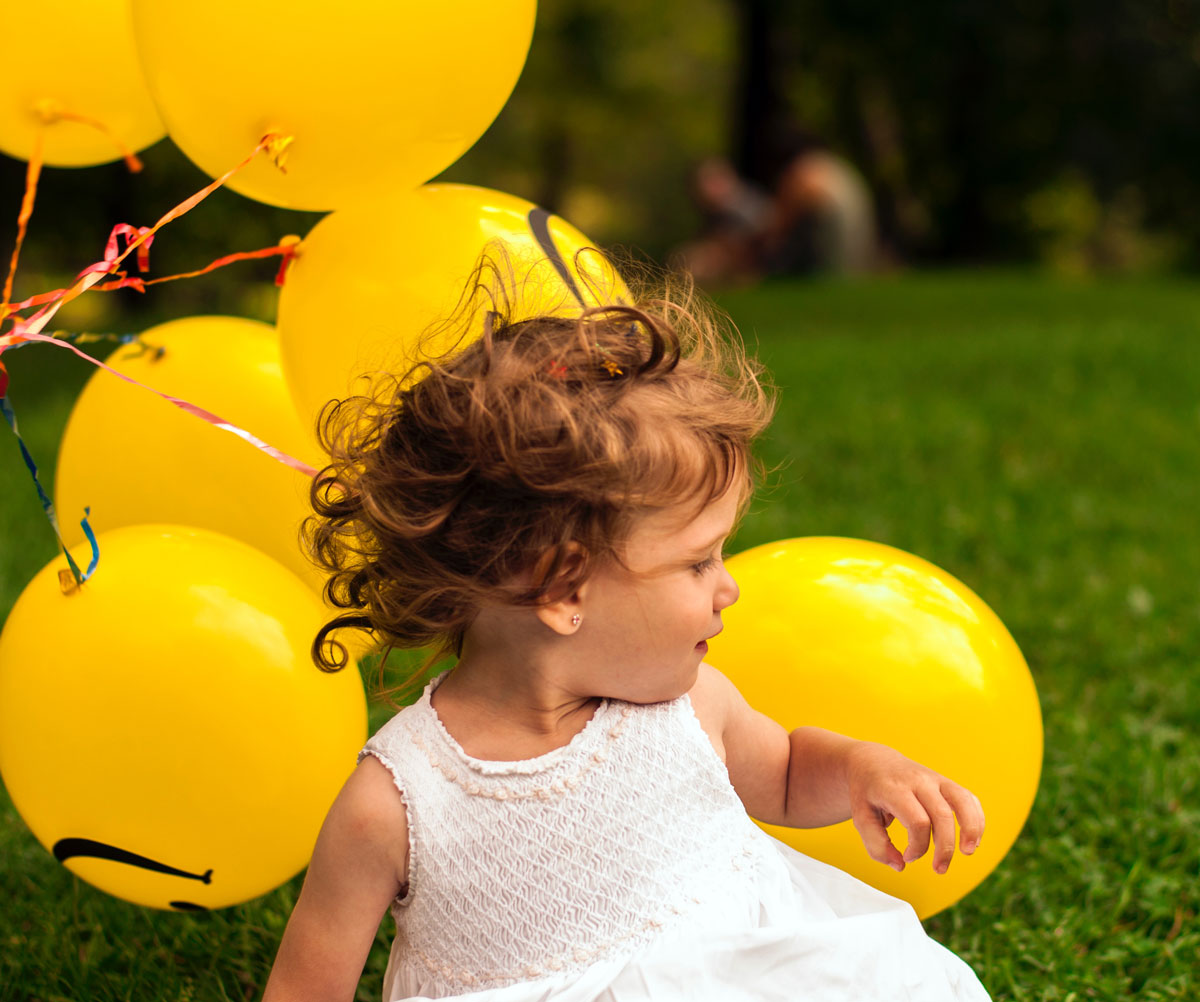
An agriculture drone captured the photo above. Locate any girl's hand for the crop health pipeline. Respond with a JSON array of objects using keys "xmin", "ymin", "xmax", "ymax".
[
  {"xmin": 690, "ymin": 665, "xmax": 985, "ymax": 872},
  {"xmin": 846, "ymin": 741, "xmax": 985, "ymax": 874}
]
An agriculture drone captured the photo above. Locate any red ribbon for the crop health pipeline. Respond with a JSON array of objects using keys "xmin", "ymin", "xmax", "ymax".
[{"xmin": 0, "ymin": 133, "xmax": 316, "ymax": 481}]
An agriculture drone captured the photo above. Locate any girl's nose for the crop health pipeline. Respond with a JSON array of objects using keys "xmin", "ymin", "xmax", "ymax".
[{"xmin": 715, "ymin": 565, "xmax": 739, "ymax": 610}]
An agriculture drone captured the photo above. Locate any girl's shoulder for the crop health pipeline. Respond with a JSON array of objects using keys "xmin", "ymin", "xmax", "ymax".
[
  {"xmin": 359, "ymin": 695, "xmax": 434, "ymax": 769},
  {"xmin": 685, "ymin": 663, "xmax": 745, "ymax": 763},
  {"xmin": 369, "ymin": 697, "xmax": 429, "ymax": 740}
]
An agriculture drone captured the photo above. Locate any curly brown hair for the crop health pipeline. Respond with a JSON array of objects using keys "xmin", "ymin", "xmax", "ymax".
[{"xmin": 305, "ymin": 265, "xmax": 774, "ymax": 677}]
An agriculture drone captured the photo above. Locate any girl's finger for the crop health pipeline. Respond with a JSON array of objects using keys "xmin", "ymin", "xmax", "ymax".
[
  {"xmin": 850, "ymin": 804, "xmax": 906, "ymax": 871},
  {"xmin": 912, "ymin": 786, "xmax": 959, "ymax": 873},
  {"xmin": 942, "ymin": 783, "xmax": 986, "ymax": 854},
  {"xmin": 886, "ymin": 793, "xmax": 933, "ymax": 866}
]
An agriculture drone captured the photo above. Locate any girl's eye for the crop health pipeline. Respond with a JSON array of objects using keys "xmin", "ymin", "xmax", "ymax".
[{"xmin": 692, "ymin": 554, "xmax": 721, "ymax": 574}]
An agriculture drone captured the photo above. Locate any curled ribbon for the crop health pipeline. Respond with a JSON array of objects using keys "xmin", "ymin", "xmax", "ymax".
[{"xmin": 0, "ymin": 133, "xmax": 314, "ymax": 591}]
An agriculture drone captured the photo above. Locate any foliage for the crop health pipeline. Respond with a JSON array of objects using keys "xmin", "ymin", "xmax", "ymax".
[
  {"xmin": 1021, "ymin": 171, "xmax": 1182, "ymax": 277},
  {"xmin": 753, "ymin": 0, "xmax": 1200, "ymax": 268},
  {"xmin": 6, "ymin": 0, "xmax": 1200, "ymax": 276},
  {"xmin": 439, "ymin": 0, "xmax": 735, "ymax": 256},
  {"xmin": 0, "ymin": 0, "xmax": 734, "ymax": 291}
]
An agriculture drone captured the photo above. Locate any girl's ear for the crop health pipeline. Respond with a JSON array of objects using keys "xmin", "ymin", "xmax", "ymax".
[
  {"xmin": 534, "ymin": 594, "xmax": 584, "ymax": 636},
  {"xmin": 531, "ymin": 543, "xmax": 588, "ymax": 636}
]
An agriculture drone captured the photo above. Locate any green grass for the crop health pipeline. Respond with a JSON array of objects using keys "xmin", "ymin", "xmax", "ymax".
[{"xmin": 3, "ymin": 271, "xmax": 1198, "ymax": 1000}]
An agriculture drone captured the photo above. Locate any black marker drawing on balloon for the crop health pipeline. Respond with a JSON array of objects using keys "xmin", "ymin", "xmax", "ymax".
[
  {"xmin": 53, "ymin": 837, "xmax": 213, "ymax": 883},
  {"xmin": 527, "ymin": 207, "xmax": 587, "ymax": 309}
]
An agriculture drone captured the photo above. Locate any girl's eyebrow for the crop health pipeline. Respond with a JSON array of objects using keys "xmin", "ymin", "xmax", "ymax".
[{"xmin": 687, "ymin": 530, "xmax": 730, "ymax": 557}]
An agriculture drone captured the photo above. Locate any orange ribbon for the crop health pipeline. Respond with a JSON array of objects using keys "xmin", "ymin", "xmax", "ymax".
[
  {"xmin": 0, "ymin": 130, "xmax": 314, "ymax": 590},
  {"xmin": 2, "ymin": 130, "xmax": 44, "ymax": 313},
  {"xmin": 0, "ymin": 133, "xmax": 289, "ymax": 345}
]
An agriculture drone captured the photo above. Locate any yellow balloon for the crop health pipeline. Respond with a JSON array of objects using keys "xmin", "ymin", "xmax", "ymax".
[
  {"xmin": 130, "ymin": 0, "xmax": 536, "ymax": 209},
  {"xmin": 707, "ymin": 537, "xmax": 1042, "ymax": 919},
  {"xmin": 55, "ymin": 316, "xmax": 325, "ymax": 590},
  {"xmin": 278, "ymin": 183, "xmax": 629, "ymax": 428},
  {"xmin": 0, "ymin": 525, "xmax": 366, "ymax": 909},
  {"xmin": 0, "ymin": 0, "xmax": 164, "ymax": 166}
]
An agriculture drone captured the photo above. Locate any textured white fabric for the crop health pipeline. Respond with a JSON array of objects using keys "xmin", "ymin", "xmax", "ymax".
[{"xmin": 360, "ymin": 677, "xmax": 992, "ymax": 1002}]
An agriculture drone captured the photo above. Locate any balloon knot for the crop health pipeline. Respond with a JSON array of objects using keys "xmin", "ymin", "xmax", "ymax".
[
  {"xmin": 33, "ymin": 98, "xmax": 63, "ymax": 125},
  {"xmin": 58, "ymin": 568, "xmax": 82, "ymax": 595},
  {"xmin": 274, "ymin": 234, "xmax": 303, "ymax": 286},
  {"xmin": 262, "ymin": 133, "xmax": 294, "ymax": 174}
]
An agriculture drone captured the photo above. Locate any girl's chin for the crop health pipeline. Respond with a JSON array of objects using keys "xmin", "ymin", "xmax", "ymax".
[{"xmin": 612, "ymin": 672, "xmax": 698, "ymax": 706}]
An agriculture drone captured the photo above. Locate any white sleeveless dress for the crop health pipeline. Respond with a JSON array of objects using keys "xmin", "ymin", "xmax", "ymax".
[{"xmin": 360, "ymin": 677, "xmax": 992, "ymax": 1002}]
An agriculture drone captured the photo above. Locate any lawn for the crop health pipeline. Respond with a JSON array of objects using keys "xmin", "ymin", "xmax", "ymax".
[{"xmin": 2, "ymin": 271, "xmax": 1198, "ymax": 1000}]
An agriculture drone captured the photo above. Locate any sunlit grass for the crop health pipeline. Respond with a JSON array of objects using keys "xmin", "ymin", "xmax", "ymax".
[{"xmin": 2, "ymin": 271, "xmax": 1197, "ymax": 1000}]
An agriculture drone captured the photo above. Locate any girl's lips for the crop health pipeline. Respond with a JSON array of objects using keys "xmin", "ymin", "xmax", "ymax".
[{"xmin": 695, "ymin": 640, "xmax": 709, "ymax": 654}]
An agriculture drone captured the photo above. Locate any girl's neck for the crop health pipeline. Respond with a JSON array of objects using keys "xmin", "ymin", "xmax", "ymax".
[{"xmin": 430, "ymin": 651, "xmax": 602, "ymax": 762}]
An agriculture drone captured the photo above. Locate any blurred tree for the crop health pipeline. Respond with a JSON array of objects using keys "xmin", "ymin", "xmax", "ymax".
[
  {"xmin": 441, "ymin": 0, "xmax": 735, "ymax": 258},
  {"xmin": 3, "ymin": 0, "xmax": 1200, "ymax": 290},
  {"xmin": 0, "ymin": 0, "xmax": 733, "ymax": 330},
  {"xmin": 730, "ymin": 0, "xmax": 789, "ymax": 187},
  {"xmin": 744, "ymin": 0, "xmax": 1200, "ymax": 268}
]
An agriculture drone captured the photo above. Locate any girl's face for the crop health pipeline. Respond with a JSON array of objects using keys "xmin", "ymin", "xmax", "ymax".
[{"xmin": 574, "ymin": 486, "xmax": 742, "ymax": 704}]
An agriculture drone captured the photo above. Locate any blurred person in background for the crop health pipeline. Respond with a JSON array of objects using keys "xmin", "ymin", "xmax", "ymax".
[
  {"xmin": 676, "ymin": 133, "xmax": 879, "ymax": 284},
  {"xmin": 674, "ymin": 156, "xmax": 773, "ymax": 285}
]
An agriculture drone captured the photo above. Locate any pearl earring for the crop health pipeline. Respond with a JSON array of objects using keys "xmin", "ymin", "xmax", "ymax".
[{"xmin": 571, "ymin": 614, "xmax": 582, "ymax": 627}]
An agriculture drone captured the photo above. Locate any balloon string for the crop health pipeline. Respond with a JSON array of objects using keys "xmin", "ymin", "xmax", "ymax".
[
  {"xmin": 6, "ymin": 330, "xmax": 318, "ymax": 478},
  {"xmin": 0, "ymin": 391, "xmax": 98, "ymax": 591},
  {"xmin": 3, "ymin": 107, "xmax": 149, "ymax": 317},
  {"xmin": 33, "ymin": 99, "xmax": 145, "ymax": 173},
  {"xmin": 1, "ymin": 237, "xmax": 301, "ymax": 315},
  {"xmin": 2, "ymin": 129, "xmax": 45, "ymax": 313},
  {"xmin": 102, "ymin": 236, "xmax": 302, "ymax": 292},
  {"xmin": 0, "ymin": 132, "xmax": 287, "ymax": 342},
  {"xmin": 0, "ymin": 133, "xmax": 308, "ymax": 590}
]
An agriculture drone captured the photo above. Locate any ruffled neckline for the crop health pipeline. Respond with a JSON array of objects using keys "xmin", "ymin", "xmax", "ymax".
[{"xmin": 420, "ymin": 672, "xmax": 618, "ymax": 776}]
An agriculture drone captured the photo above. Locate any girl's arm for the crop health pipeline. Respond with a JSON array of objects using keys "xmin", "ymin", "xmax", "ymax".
[
  {"xmin": 262, "ymin": 756, "xmax": 408, "ymax": 1002},
  {"xmin": 692, "ymin": 664, "xmax": 985, "ymax": 874}
]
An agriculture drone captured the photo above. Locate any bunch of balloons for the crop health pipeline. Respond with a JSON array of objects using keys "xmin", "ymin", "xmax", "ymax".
[
  {"xmin": 0, "ymin": 1, "xmax": 1042, "ymax": 919},
  {"xmin": 0, "ymin": 0, "xmax": 628, "ymax": 911}
]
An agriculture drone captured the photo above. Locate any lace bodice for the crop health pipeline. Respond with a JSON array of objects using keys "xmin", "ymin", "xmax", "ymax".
[{"xmin": 359, "ymin": 677, "xmax": 767, "ymax": 998}]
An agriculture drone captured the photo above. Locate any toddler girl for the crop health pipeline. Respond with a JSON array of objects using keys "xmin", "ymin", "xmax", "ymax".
[{"xmin": 263, "ymin": 275, "xmax": 992, "ymax": 1001}]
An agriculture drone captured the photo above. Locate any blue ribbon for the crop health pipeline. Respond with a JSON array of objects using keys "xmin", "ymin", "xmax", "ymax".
[{"xmin": 1, "ymin": 391, "xmax": 99, "ymax": 587}]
